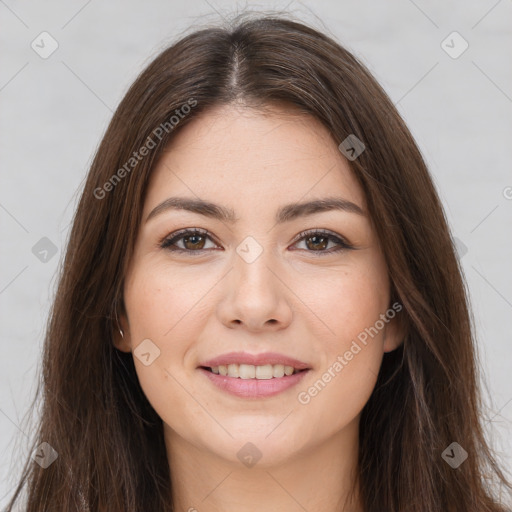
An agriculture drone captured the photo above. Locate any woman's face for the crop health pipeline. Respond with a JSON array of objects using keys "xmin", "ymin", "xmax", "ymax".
[{"xmin": 117, "ymin": 103, "xmax": 403, "ymax": 467}]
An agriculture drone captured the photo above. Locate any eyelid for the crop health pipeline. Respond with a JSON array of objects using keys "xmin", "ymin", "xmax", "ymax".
[
  {"xmin": 159, "ymin": 227, "xmax": 354, "ymax": 255},
  {"xmin": 290, "ymin": 228, "xmax": 353, "ymax": 249},
  {"xmin": 159, "ymin": 227, "xmax": 216, "ymax": 249}
]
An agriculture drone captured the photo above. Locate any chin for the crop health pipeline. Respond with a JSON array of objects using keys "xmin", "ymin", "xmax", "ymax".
[{"xmin": 201, "ymin": 424, "xmax": 312, "ymax": 468}]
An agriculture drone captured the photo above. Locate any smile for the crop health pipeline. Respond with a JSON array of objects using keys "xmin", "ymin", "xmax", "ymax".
[
  {"xmin": 198, "ymin": 366, "xmax": 310, "ymax": 398},
  {"xmin": 202, "ymin": 363, "xmax": 305, "ymax": 379}
]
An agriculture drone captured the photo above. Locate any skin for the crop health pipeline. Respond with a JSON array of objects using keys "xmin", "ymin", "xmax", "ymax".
[{"xmin": 115, "ymin": 102, "xmax": 404, "ymax": 512}]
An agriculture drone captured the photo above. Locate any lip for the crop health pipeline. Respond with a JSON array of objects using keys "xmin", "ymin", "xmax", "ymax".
[
  {"xmin": 197, "ymin": 351, "xmax": 312, "ymax": 399},
  {"xmin": 198, "ymin": 367, "xmax": 310, "ymax": 398},
  {"xmin": 198, "ymin": 351, "xmax": 311, "ymax": 370}
]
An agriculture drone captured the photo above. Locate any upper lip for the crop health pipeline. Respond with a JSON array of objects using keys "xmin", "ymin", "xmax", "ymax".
[{"xmin": 199, "ymin": 351, "xmax": 311, "ymax": 370}]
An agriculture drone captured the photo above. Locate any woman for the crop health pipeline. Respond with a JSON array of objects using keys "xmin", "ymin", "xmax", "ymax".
[{"xmin": 6, "ymin": 12, "xmax": 511, "ymax": 512}]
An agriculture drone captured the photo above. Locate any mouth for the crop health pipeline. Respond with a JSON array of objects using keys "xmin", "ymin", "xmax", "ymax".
[
  {"xmin": 199, "ymin": 363, "xmax": 308, "ymax": 379},
  {"xmin": 197, "ymin": 352, "xmax": 312, "ymax": 398},
  {"xmin": 198, "ymin": 364, "xmax": 310, "ymax": 398}
]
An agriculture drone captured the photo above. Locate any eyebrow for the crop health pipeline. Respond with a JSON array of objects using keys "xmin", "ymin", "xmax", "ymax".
[{"xmin": 145, "ymin": 196, "xmax": 366, "ymax": 224}]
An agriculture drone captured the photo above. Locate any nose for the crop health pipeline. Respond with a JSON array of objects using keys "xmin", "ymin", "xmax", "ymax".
[{"xmin": 216, "ymin": 244, "xmax": 293, "ymax": 332}]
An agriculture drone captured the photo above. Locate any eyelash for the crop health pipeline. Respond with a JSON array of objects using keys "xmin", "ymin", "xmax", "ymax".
[{"xmin": 159, "ymin": 228, "xmax": 353, "ymax": 256}]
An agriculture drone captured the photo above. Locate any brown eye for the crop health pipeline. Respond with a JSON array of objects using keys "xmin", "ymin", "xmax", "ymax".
[
  {"xmin": 304, "ymin": 234, "xmax": 329, "ymax": 251},
  {"xmin": 182, "ymin": 233, "xmax": 206, "ymax": 250},
  {"xmin": 292, "ymin": 229, "xmax": 353, "ymax": 255},
  {"xmin": 161, "ymin": 228, "xmax": 217, "ymax": 253},
  {"xmin": 161, "ymin": 228, "xmax": 352, "ymax": 256}
]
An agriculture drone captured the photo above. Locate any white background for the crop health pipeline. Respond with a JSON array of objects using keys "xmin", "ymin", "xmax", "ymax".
[{"xmin": 1, "ymin": 0, "xmax": 511, "ymax": 506}]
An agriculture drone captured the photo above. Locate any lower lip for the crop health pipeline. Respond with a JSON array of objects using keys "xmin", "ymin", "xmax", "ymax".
[{"xmin": 198, "ymin": 368, "xmax": 310, "ymax": 398}]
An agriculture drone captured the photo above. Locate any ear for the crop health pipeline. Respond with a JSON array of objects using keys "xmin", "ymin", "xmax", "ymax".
[
  {"xmin": 113, "ymin": 309, "xmax": 132, "ymax": 353},
  {"xmin": 382, "ymin": 304, "xmax": 407, "ymax": 353}
]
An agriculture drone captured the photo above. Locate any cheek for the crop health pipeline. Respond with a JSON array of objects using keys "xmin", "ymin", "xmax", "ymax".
[
  {"xmin": 122, "ymin": 263, "xmax": 215, "ymax": 420},
  {"xmin": 293, "ymin": 258, "xmax": 389, "ymax": 429},
  {"xmin": 301, "ymin": 256, "xmax": 389, "ymax": 351},
  {"xmin": 124, "ymin": 260, "xmax": 216, "ymax": 344}
]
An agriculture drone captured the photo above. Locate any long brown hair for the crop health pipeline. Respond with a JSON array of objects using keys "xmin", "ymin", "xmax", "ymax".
[{"xmin": 5, "ymin": 11, "xmax": 511, "ymax": 511}]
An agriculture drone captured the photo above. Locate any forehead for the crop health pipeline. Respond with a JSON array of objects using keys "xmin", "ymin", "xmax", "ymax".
[{"xmin": 144, "ymin": 103, "xmax": 365, "ymax": 215}]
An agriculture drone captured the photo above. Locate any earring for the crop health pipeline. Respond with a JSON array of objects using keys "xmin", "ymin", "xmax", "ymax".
[{"xmin": 114, "ymin": 302, "xmax": 124, "ymax": 339}]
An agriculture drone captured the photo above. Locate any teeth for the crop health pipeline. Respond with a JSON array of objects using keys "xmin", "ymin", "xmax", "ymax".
[
  {"xmin": 208, "ymin": 363, "xmax": 301, "ymax": 379},
  {"xmin": 239, "ymin": 364, "xmax": 255, "ymax": 379},
  {"xmin": 227, "ymin": 364, "xmax": 239, "ymax": 378},
  {"xmin": 255, "ymin": 364, "xmax": 273, "ymax": 379},
  {"xmin": 273, "ymin": 364, "xmax": 285, "ymax": 378}
]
